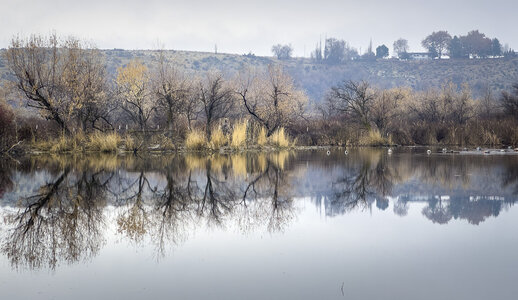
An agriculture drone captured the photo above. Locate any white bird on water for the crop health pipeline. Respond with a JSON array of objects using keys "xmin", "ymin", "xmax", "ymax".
[
  {"xmin": 344, "ymin": 149, "xmax": 348, "ymax": 155},
  {"xmin": 326, "ymin": 150, "xmax": 330, "ymax": 156},
  {"xmin": 427, "ymin": 149, "xmax": 431, "ymax": 155},
  {"xmin": 388, "ymin": 148, "xmax": 393, "ymax": 155}
]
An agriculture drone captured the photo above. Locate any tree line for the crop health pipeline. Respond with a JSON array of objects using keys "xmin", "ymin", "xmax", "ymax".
[
  {"xmin": 0, "ymin": 34, "xmax": 307, "ymax": 151},
  {"xmin": 1, "ymin": 33, "xmax": 518, "ymax": 152},
  {"xmin": 271, "ymin": 29, "xmax": 516, "ymax": 63}
]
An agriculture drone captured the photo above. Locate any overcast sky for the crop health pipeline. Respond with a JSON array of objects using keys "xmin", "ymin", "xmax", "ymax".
[{"xmin": 1, "ymin": 0, "xmax": 516, "ymax": 56}]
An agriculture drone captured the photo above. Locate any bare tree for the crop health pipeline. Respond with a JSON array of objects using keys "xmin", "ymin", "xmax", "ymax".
[
  {"xmin": 501, "ymin": 84, "xmax": 518, "ymax": 120},
  {"xmin": 62, "ymin": 38, "xmax": 113, "ymax": 132},
  {"xmin": 153, "ymin": 52, "xmax": 191, "ymax": 131},
  {"xmin": 370, "ymin": 88, "xmax": 407, "ymax": 134},
  {"xmin": 116, "ymin": 59, "xmax": 156, "ymax": 131},
  {"xmin": 197, "ymin": 72, "xmax": 234, "ymax": 139},
  {"xmin": 327, "ymin": 80, "xmax": 374, "ymax": 129},
  {"xmin": 5, "ymin": 34, "xmax": 70, "ymax": 134},
  {"xmin": 236, "ymin": 65, "xmax": 308, "ymax": 136}
]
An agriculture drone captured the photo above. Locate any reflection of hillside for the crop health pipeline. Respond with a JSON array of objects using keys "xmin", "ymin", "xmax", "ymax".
[
  {"xmin": 0, "ymin": 150, "xmax": 517, "ymax": 269},
  {"xmin": 301, "ymin": 150, "xmax": 518, "ymax": 223}
]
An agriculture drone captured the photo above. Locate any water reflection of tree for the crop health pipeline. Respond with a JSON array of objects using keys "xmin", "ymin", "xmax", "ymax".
[
  {"xmin": 422, "ymin": 196, "xmax": 504, "ymax": 225},
  {"xmin": 422, "ymin": 198, "xmax": 452, "ymax": 224},
  {"xmin": 242, "ymin": 160, "xmax": 296, "ymax": 233},
  {"xmin": 115, "ymin": 171, "xmax": 155, "ymax": 243},
  {"xmin": 327, "ymin": 152, "xmax": 397, "ymax": 215},
  {"xmin": 2, "ymin": 167, "xmax": 109, "ymax": 269},
  {"xmin": 150, "ymin": 169, "xmax": 192, "ymax": 254},
  {"xmin": 192, "ymin": 162, "xmax": 238, "ymax": 227},
  {"xmin": 0, "ymin": 160, "xmax": 14, "ymax": 199},
  {"xmin": 2, "ymin": 151, "xmax": 517, "ymax": 270}
]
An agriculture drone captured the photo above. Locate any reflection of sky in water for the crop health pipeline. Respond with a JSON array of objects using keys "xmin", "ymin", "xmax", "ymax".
[{"xmin": 0, "ymin": 150, "xmax": 517, "ymax": 300}]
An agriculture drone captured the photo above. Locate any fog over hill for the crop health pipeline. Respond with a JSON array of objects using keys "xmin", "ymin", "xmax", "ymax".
[{"xmin": 1, "ymin": 48, "xmax": 517, "ymax": 102}]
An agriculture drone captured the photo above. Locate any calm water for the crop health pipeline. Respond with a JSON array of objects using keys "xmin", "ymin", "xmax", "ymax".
[{"xmin": 1, "ymin": 149, "xmax": 517, "ymax": 300}]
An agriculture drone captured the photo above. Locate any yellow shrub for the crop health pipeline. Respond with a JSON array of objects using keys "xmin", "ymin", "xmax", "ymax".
[
  {"xmin": 87, "ymin": 132, "xmax": 120, "ymax": 152},
  {"xmin": 257, "ymin": 127, "xmax": 267, "ymax": 146},
  {"xmin": 124, "ymin": 135, "xmax": 136, "ymax": 151},
  {"xmin": 49, "ymin": 134, "xmax": 85, "ymax": 153},
  {"xmin": 210, "ymin": 127, "xmax": 227, "ymax": 149},
  {"xmin": 269, "ymin": 128, "xmax": 291, "ymax": 148},
  {"xmin": 359, "ymin": 129, "xmax": 389, "ymax": 146},
  {"xmin": 186, "ymin": 129, "xmax": 207, "ymax": 150},
  {"xmin": 231, "ymin": 120, "xmax": 247, "ymax": 149},
  {"xmin": 50, "ymin": 136, "xmax": 70, "ymax": 153}
]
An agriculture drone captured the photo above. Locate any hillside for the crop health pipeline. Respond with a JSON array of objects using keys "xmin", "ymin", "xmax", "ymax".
[{"xmin": 1, "ymin": 49, "xmax": 518, "ymax": 101}]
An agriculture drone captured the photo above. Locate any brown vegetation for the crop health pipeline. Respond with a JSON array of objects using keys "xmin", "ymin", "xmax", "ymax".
[{"xmin": 1, "ymin": 34, "xmax": 518, "ymax": 154}]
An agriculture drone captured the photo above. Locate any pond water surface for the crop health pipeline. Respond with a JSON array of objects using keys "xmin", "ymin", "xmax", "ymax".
[{"xmin": 0, "ymin": 149, "xmax": 517, "ymax": 300}]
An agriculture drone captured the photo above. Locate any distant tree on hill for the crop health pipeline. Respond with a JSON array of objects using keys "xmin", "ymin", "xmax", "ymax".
[
  {"xmin": 376, "ymin": 45, "xmax": 389, "ymax": 58},
  {"xmin": 361, "ymin": 40, "xmax": 376, "ymax": 61},
  {"xmin": 324, "ymin": 38, "xmax": 347, "ymax": 64},
  {"xmin": 321, "ymin": 38, "xmax": 359, "ymax": 64},
  {"xmin": 504, "ymin": 48, "xmax": 517, "ymax": 58},
  {"xmin": 422, "ymin": 31, "xmax": 452, "ymax": 59},
  {"xmin": 448, "ymin": 36, "xmax": 467, "ymax": 59},
  {"xmin": 271, "ymin": 44, "xmax": 293, "ymax": 60},
  {"xmin": 460, "ymin": 30, "xmax": 492, "ymax": 58},
  {"xmin": 393, "ymin": 39, "xmax": 409, "ymax": 58},
  {"xmin": 311, "ymin": 42, "xmax": 323, "ymax": 63},
  {"xmin": 491, "ymin": 38, "xmax": 502, "ymax": 57}
]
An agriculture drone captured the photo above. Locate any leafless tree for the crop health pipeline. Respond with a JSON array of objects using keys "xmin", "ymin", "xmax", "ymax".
[
  {"xmin": 501, "ymin": 84, "xmax": 518, "ymax": 121},
  {"xmin": 236, "ymin": 65, "xmax": 308, "ymax": 136},
  {"xmin": 116, "ymin": 59, "xmax": 156, "ymax": 131},
  {"xmin": 153, "ymin": 52, "xmax": 191, "ymax": 132},
  {"xmin": 327, "ymin": 80, "xmax": 374, "ymax": 129},
  {"xmin": 5, "ymin": 34, "xmax": 70, "ymax": 133},
  {"xmin": 197, "ymin": 72, "xmax": 234, "ymax": 139}
]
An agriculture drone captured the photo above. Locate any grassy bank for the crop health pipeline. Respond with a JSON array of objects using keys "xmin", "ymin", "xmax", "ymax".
[{"xmin": 27, "ymin": 122, "xmax": 299, "ymax": 154}]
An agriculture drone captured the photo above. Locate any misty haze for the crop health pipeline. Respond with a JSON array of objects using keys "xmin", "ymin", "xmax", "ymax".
[{"xmin": 1, "ymin": 1, "xmax": 518, "ymax": 299}]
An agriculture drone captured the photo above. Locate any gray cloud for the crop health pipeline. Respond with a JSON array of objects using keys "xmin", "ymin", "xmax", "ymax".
[{"xmin": 0, "ymin": 0, "xmax": 516, "ymax": 56}]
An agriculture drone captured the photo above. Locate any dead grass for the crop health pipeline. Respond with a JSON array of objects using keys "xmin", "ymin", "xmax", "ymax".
[
  {"xmin": 186, "ymin": 129, "xmax": 207, "ymax": 150},
  {"xmin": 359, "ymin": 129, "xmax": 391, "ymax": 146},
  {"xmin": 86, "ymin": 132, "xmax": 120, "ymax": 152},
  {"xmin": 210, "ymin": 126, "xmax": 227, "ymax": 149},
  {"xmin": 231, "ymin": 120, "xmax": 247, "ymax": 149},
  {"xmin": 257, "ymin": 127, "xmax": 268, "ymax": 147},
  {"xmin": 269, "ymin": 128, "xmax": 291, "ymax": 148}
]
